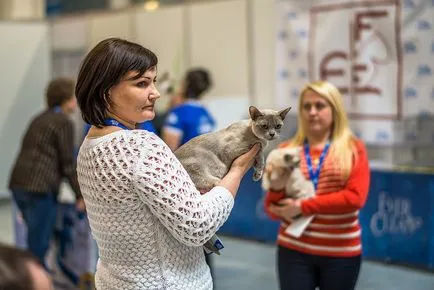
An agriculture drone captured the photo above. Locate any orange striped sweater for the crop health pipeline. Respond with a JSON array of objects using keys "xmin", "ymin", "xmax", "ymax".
[{"xmin": 264, "ymin": 139, "xmax": 370, "ymax": 257}]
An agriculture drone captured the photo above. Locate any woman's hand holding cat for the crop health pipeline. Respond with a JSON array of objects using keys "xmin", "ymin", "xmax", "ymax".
[
  {"xmin": 268, "ymin": 198, "xmax": 302, "ymax": 220},
  {"xmin": 230, "ymin": 143, "xmax": 261, "ymax": 175},
  {"xmin": 218, "ymin": 144, "xmax": 261, "ymax": 197}
]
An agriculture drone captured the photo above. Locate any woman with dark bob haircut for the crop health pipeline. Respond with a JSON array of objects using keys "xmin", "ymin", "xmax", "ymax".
[{"xmin": 75, "ymin": 38, "xmax": 260, "ymax": 289}]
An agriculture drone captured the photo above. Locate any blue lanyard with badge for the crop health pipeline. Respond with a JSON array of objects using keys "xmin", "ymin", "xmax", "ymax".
[
  {"xmin": 103, "ymin": 118, "xmax": 131, "ymax": 130},
  {"xmin": 304, "ymin": 140, "xmax": 330, "ymax": 190}
]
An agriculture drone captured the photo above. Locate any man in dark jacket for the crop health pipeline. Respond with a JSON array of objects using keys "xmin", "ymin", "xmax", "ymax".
[{"xmin": 9, "ymin": 77, "xmax": 84, "ymax": 268}]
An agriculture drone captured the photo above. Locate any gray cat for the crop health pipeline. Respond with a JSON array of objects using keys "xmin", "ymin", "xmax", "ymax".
[
  {"xmin": 175, "ymin": 105, "xmax": 291, "ymax": 191},
  {"xmin": 174, "ymin": 106, "xmax": 290, "ymax": 255}
]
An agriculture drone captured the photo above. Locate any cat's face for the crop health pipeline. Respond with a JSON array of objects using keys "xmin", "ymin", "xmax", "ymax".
[
  {"xmin": 249, "ymin": 106, "xmax": 291, "ymax": 141},
  {"xmin": 267, "ymin": 147, "xmax": 301, "ymax": 172},
  {"xmin": 281, "ymin": 147, "xmax": 301, "ymax": 169}
]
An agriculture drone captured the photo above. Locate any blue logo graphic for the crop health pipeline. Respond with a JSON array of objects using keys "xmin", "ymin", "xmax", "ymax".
[
  {"xmin": 291, "ymin": 88, "xmax": 299, "ymax": 99},
  {"xmin": 418, "ymin": 65, "xmax": 432, "ymax": 76},
  {"xmin": 298, "ymin": 68, "xmax": 307, "ymax": 79},
  {"xmin": 279, "ymin": 69, "xmax": 289, "ymax": 79},
  {"xmin": 405, "ymin": 132, "xmax": 417, "ymax": 142},
  {"xmin": 278, "ymin": 30, "xmax": 288, "ymax": 40},
  {"xmin": 289, "ymin": 49, "xmax": 298, "ymax": 59},
  {"xmin": 297, "ymin": 29, "xmax": 307, "ymax": 38},
  {"xmin": 417, "ymin": 20, "xmax": 431, "ymax": 30},
  {"xmin": 375, "ymin": 130, "xmax": 390, "ymax": 142},
  {"xmin": 404, "ymin": 0, "xmax": 415, "ymax": 8},
  {"xmin": 214, "ymin": 239, "xmax": 224, "ymax": 250},
  {"xmin": 404, "ymin": 41, "xmax": 417, "ymax": 53},
  {"xmin": 404, "ymin": 87, "xmax": 417, "ymax": 99},
  {"xmin": 287, "ymin": 11, "xmax": 297, "ymax": 20}
]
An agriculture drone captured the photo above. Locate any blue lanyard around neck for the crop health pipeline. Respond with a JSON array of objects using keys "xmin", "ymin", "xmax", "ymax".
[
  {"xmin": 304, "ymin": 140, "xmax": 330, "ymax": 190},
  {"xmin": 53, "ymin": 106, "xmax": 62, "ymax": 113},
  {"xmin": 103, "ymin": 118, "xmax": 131, "ymax": 130}
]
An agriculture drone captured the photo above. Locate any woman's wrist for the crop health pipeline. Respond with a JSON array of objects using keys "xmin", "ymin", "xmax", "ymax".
[
  {"xmin": 228, "ymin": 167, "xmax": 246, "ymax": 179},
  {"xmin": 220, "ymin": 170, "xmax": 243, "ymax": 197},
  {"xmin": 297, "ymin": 199, "xmax": 306, "ymax": 216},
  {"xmin": 295, "ymin": 200, "xmax": 303, "ymax": 215}
]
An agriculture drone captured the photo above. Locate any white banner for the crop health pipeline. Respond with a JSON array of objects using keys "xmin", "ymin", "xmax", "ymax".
[{"xmin": 276, "ymin": 0, "xmax": 434, "ymax": 145}]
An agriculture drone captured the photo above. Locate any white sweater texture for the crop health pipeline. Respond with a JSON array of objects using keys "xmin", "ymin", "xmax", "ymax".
[{"xmin": 77, "ymin": 130, "xmax": 234, "ymax": 290}]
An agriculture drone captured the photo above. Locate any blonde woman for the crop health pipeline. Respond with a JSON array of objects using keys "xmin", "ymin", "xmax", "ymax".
[{"xmin": 264, "ymin": 81, "xmax": 370, "ymax": 290}]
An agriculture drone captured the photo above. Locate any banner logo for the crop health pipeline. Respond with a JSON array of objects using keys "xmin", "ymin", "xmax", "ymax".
[
  {"xmin": 370, "ymin": 192, "xmax": 422, "ymax": 237},
  {"xmin": 309, "ymin": 0, "xmax": 402, "ymax": 120}
]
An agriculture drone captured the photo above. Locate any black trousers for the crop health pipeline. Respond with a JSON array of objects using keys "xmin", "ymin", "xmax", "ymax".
[{"xmin": 277, "ymin": 246, "xmax": 361, "ymax": 290}]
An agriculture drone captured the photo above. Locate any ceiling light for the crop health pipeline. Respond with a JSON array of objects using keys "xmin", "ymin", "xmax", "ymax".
[{"xmin": 144, "ymin": 0, "xmax": 159, "ymax": 11}]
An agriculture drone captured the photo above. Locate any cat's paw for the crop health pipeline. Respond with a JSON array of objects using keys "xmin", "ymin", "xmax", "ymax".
[{"xmin": 253, "ymin": 170, "xmax": 263, "ymax": 181}]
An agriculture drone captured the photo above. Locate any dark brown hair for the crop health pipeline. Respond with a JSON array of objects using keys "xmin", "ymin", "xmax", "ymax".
[
  {"xmin": 46, "ymin": 77, "xmax": 75, "ymax": 109},
  {"xmin": 184, "ymin": 68, "xmax": 212, "ymax": 100},
  {"xmin": 0, "ymin": 243, "xmax": 39, "ymax": 290},
  {"xmin": 76, "ymin": 38, "xmax": 158, "ymax": 127}
]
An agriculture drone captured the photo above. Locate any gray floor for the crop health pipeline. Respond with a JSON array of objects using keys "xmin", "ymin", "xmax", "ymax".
[{"xmin": 1, "ymin": 201, "xmax": 433, "ymax": 290}]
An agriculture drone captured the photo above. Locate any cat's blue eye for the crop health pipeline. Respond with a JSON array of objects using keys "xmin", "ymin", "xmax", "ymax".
[
  {"xmin": 275, "ymin": 124, "xmax": 282, "ymax": 129},
  {"xmin": 261, "ymin": 124, "xmax": 269, "ymax": 129}
]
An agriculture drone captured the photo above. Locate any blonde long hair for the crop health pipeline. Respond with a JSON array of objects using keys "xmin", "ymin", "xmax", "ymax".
[{"xmin": 289, "ymin": 81, "xmax": 356, "ymax": 178}]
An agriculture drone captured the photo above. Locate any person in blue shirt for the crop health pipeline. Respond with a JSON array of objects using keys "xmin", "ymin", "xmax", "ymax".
[{"xmin": 162, "ymin": 68, "xmax": 215, "ymax": 151}]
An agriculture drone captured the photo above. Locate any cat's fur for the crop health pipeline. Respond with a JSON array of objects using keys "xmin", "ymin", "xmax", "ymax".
[
  {"xmin": 262, "ymin": 147, "xmax": 315, "ymax": 200},
  {"xmin": 175, "ymin": 106, "xmax": 291, "ymax": 191},
  {"xmin": 262, "ymin": 147, "xmax": 316, "ymax": 238}
]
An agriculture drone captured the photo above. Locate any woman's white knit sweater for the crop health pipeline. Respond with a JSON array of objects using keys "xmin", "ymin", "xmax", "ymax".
[{"xmin": 77, "ymin": 130, "xmax": 234, "ymax": 290}]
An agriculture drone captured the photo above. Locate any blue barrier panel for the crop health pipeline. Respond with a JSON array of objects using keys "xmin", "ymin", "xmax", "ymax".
[
  {"xmin": 219, "ymin": 169, "xmax": 279, "ymax": 242},
  {"xmin": 359, "ymin": 170, "xmax": 433, "ymax": 269}
]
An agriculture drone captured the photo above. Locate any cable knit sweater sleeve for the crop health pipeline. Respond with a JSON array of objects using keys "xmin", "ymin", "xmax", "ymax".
[{"xmin": 132, "ymin": 132, "xmax": 234, "ymax": 247}]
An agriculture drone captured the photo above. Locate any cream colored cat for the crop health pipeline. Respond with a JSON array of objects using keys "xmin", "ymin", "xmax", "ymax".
[
  {"xmin": 262, "ymin": 147, "xmax": 316, "ymax": 238},
  {"xmin": 262, "ymin": 147, "xmax": 315, "ymax": 199}
]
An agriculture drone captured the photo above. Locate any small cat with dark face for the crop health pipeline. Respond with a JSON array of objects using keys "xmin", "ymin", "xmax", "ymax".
[
  {"xmin": 262, "ymin": 147, "xmax": 316, "ymax": 238},
  {"xmin": 262, "ymin": 147, "xmax": 315, "ymax": 200},
  {"xmin": 175, "ymin": 106, "xmax": 291, "ymax": 191}
]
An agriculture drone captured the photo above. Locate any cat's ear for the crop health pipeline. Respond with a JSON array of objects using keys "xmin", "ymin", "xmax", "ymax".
[
  {"xmin": 249, "ymin": 106, "xmax": 264, "ymax": 121},
  {"xmin": 278, "ymin": 106, "xmax": 291, "ymax": 120}
]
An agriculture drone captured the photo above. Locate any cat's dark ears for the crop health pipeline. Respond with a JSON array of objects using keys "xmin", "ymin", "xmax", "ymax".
[
  {"xmin": 249, "ymin": 106, "xmax": 264, "ymax": 121},
  {"xmin": 278, "ymin": 106, "xmax": 291, "ymax": 120}
]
